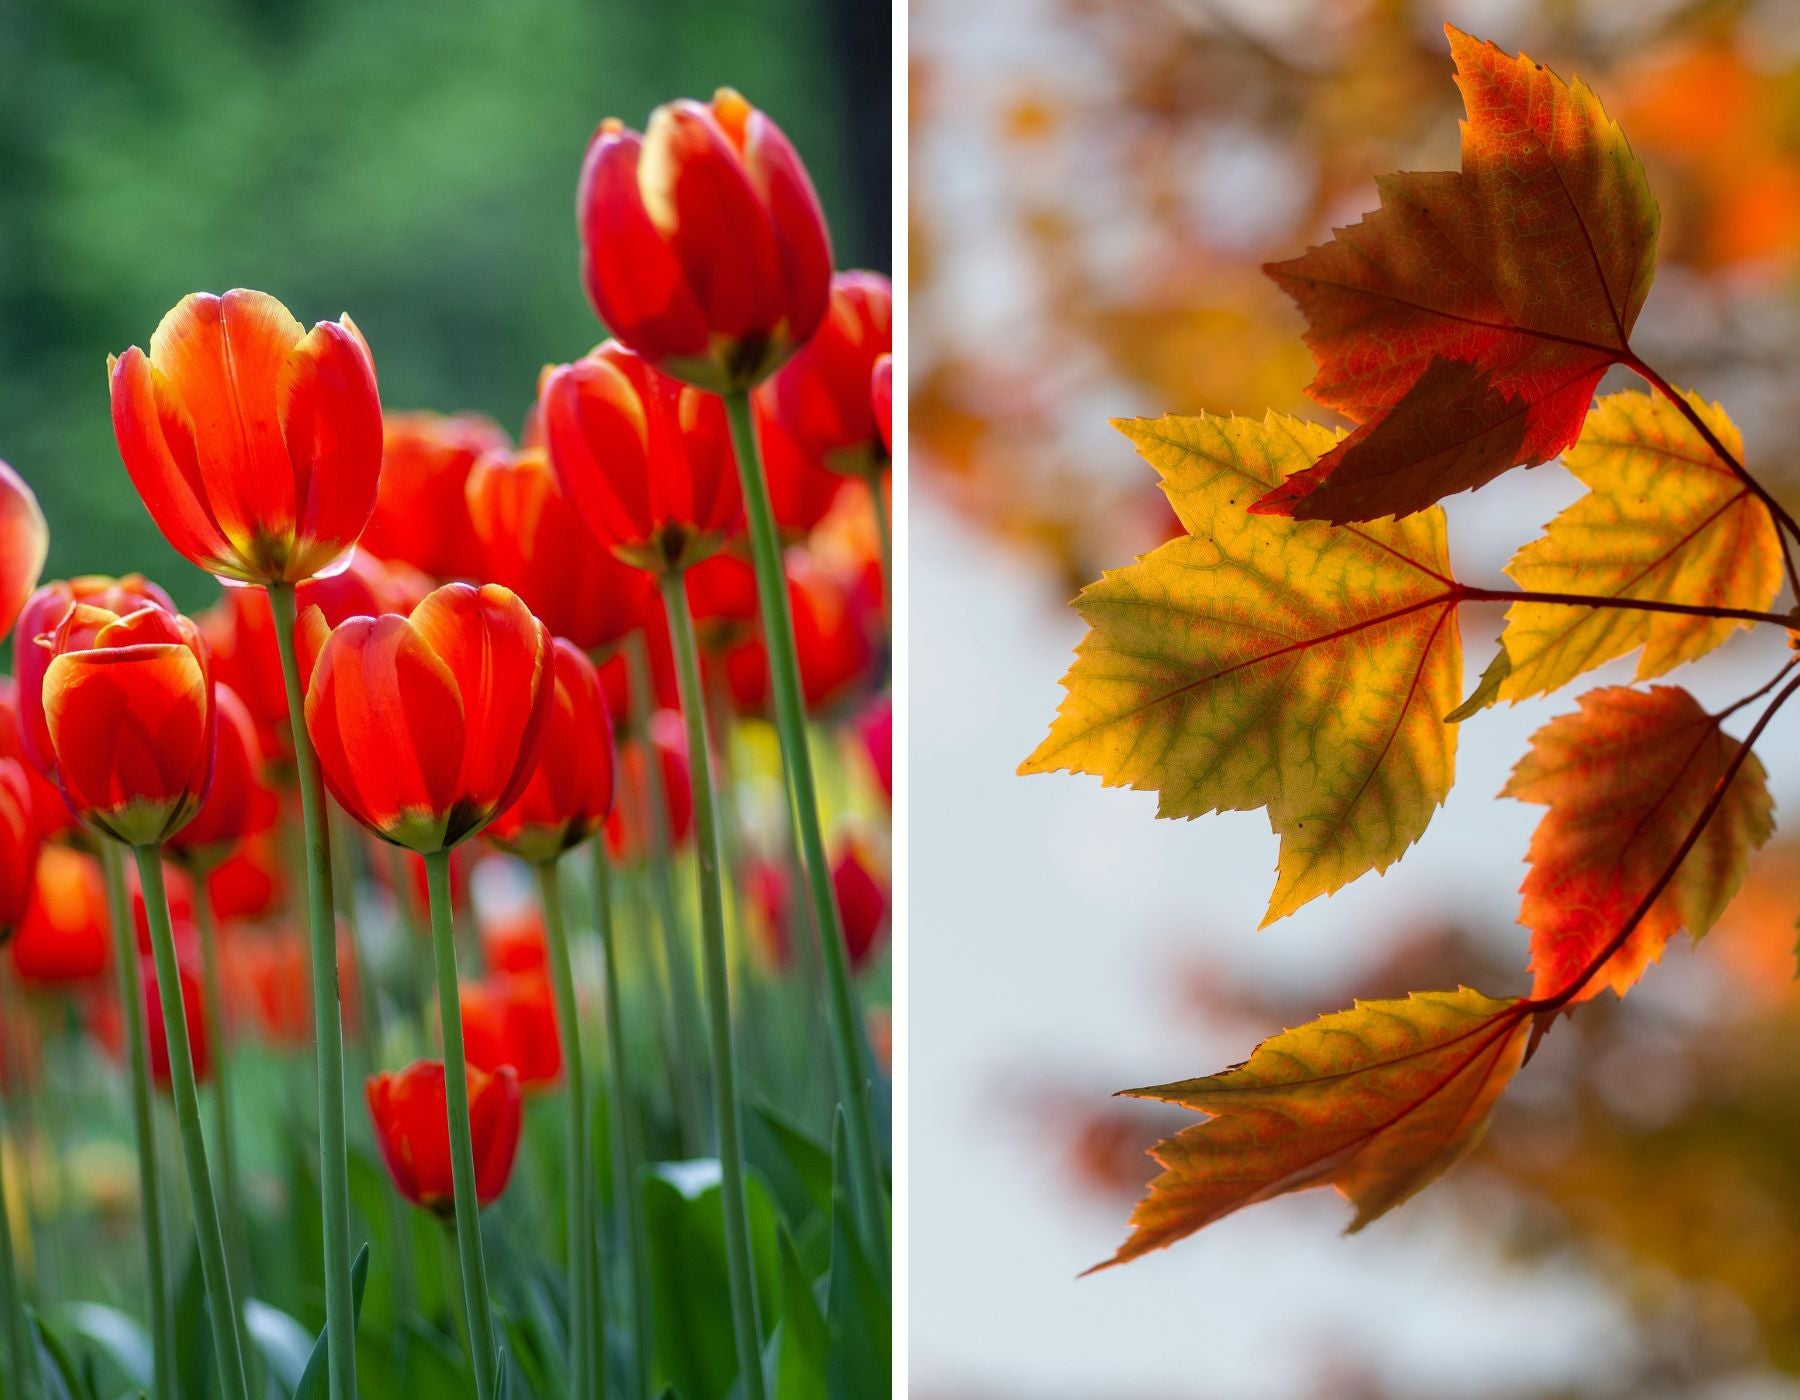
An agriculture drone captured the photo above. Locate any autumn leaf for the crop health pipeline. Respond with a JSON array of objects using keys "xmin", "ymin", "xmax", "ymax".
[
  {"xmin": 1254, "ymin": 25, "xmax": 1659, "ymax": 524},
  {"xmin": 1019, "ymin": 412, "xmax": 1462, "ymax": 924},
  {"xmin": 1497, "ymin": 390, "xmax": 1783, "ymax": 701},
  {"xmin": 1504, "ymin": 685, "xmax": 1774, "ymax": 1003},
  {"xmin": 1095, "ymin": 988, "xmax": 1530, "ymax": 1269}
]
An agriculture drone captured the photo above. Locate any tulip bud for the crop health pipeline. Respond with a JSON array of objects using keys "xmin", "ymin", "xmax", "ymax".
[
  {"xmin": 305, "ymin": 582, "xmax": 554, "ymax": 853},
  {"xmin": 366, "ymin": 1059, "xmax": 522, "ymax": 1214},
  {"xmin": 40, "ymin": 601, "xmax": 216, "ymax": 848},
  {"xmin": 540, "ymin": 341, "xmax": 742, "ymax": 575},
  {"xmin": 577, "ymin": 89, "xmax": 832, "ymax": 393}
]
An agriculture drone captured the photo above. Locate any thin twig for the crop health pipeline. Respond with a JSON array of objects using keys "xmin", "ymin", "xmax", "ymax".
[
  {"xmin": 1457, "ymin": 583, "xmax": 1793, "ymax": 630},
  {"xmin": 1627, "ymin": 354, "xmax": 1800, "ymax": 600}
]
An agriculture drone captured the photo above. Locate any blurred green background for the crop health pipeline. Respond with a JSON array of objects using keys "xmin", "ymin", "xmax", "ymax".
[{"xmin": 0, "ymin": 0, "xmax": 891, "ymax": 615}]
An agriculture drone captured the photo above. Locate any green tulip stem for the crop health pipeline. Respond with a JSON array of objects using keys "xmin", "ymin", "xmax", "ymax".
[
  {"xmin": 660, "ymin": 568, "xmax": 766, "ymax": 1400},
  {"xmin": 423, "ymin": 849, "xmax": 499, "ymax": 1400},
  {"xmin": 131, "ymin": 846, "xmax": 250, "ymax": 1400},
  {"xmin": 534, "ymin": 861, "xmax": 602, "ymax": 1400},
  {"xmin": 722, "ymin": 388, "xmax": 887, "ymax": 1263},
  {"xmin": 100, "ymin": 842, "xmax": 173, "ymax": 1400},
  {"xmin": 589, "ymin": 840, "xmax": 651, "ymax": 1399},
  {"xmin": 265, "ymin": 579, "xmax": 359, "ymax": 1400}
]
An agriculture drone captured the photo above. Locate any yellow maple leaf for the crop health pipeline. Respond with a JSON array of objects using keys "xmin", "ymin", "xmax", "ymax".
[
  {"xmin": 1020, "ymin": 412, "xmax": 1462, "ymax": 923},
  {"xmin": 1499, "ymin": 389, "xmax": 1782, "ymax": 701}
]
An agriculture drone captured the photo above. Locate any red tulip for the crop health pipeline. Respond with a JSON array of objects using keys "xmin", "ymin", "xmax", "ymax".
[
  {"xmin": 366, "ymin": 1059, "xmax": 522, "ymax": 1214},
  {"xmin": 205, "ymin": 834, "xmax": 286, "ymax": 924},
  {"xmin": 362, "ymin": 411, "xmax": 509, "ymax": 581},
  {"xmin": 595, "ymin": 604, "xmax": 679, "ymax": 723},
  {"xmin": 0, "ymin": 462, "xmax": 48, "ymax": 639},
  {"xmin": 0, "ymin": 679, "xmax": 71, "ymax": 845},
  {"xmin": 871, "ymin": 353, "xmax": 892, "ymax": 455},
  {"xmin": 40, "ymin": 601, "xmax": 215, "ymax": 847},
  {"xmin": 10, "ymin": 846, "xmax": 108, "ymax": 985},
  {"xmin": 465, "ymin": 446, "xmax": 655, "ymax": 651},
  {"xmin": 750, "ymin": 404, "xmax": 849, "ymax": 536},
  {"xmin": 305, "ymin": 582, "xmax": 554, "ymax": 853},
  {"xmin": 225, "ymin": 923, "xmax": 359, "ymax": 1047},
  {"xmin": 0, "ymin": 756, "xmax": 39, "ymax": 939},
  {"xmin": 757, "ymin": 271, "xmax": 892, "ymax": 483},
  {"xmin": 110, "ymin": 289, "xmax": 382, "ymax": 584},
  {"xmin": 576, "ymin": 88, "xmax": 832, "ymax": 393},
  {"xmin": 460, "ymin": 972, "xmax": 561, "ymax": 1088},
  {"xmin": 540, "ymin": 342, "xmax": 742, "ymax": 574},
  {"xmin": 603, "ymin": 709, "xmax": 693, "ymax": 861},
  {"xmin": 744, "ymin": 856, "xmax": 793, "ymax": 971},
  {"xmin": 94, "ymin": 951, "xmax": 209, "ymax": 1089},
  {"xmin": 167, "ymin": 684, "xmax": 275, "ymax": 870},
  {"xmin": 856, "ymin": 694, "xmax": 892, "ymax": 803},
  {"xmin": 480, "ymin": 903, "xmax": 548, "ymax": 977},
  {"xmin": 486, "ymin": 640, "xmax": 615, "ymax": 865},
  {"xmin": 832, "ymin": 840, "xmax": 888, "ymax": 972},
  {"xmin": 722, "ymin": 552, "xmax": 875, "ymax": 715},
  {"xmin": 14, "ymin": 575, "xmax": 176, "ymax": 781}
]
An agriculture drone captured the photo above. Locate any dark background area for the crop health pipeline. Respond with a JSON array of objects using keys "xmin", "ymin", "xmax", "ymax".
[{"xmin": 0, "ymin": 0, "xmax": 891, "ymax": 615}]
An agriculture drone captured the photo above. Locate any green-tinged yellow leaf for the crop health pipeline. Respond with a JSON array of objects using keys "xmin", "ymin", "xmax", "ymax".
[
  {"xmin": 1095, "ymin": 988, "xmax": 1530, "ymax": 1269},
  {"xmin": 1020, "ymin": 412, "xmax": 1463, "ymax": 923},
  {"xmin": 1446, "ymin": 646, "xmax": 1512, "ymax": 723},
  {"xmin": 1500, "ymin": 390, "xmax": 1782, "ymax": 701}
]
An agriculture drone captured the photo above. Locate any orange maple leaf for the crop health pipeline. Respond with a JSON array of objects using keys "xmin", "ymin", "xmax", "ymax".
[
  {"xmin": 1254, "ymin": 26, "xmax": 1658, "ymax": 523},
  {"xmin": 1504, "ymin": 685, "xmax": 1774, "ymax": 1003},
  {"xmin": 1096, "ymin": 989, "xmax": 1529, "ymax": 1269}
]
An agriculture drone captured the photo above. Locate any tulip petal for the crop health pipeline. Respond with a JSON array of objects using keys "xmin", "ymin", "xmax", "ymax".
[
  {"xmin": 408, "ymin": 584, "xmax": 552, "ymax": 840},
  {"xmin": 0, "ymin": 464, "xmax": 48, "ymax": 641},
  {"xmin": 110, "ymin": 349, "xmax": 242, "ymax": 577},
  {"xmin": 642, "ymin": 100, "xmax": 784, "ymax": 338},
  {"xmin": 577, "ymin": 126, "xmax": 710, "ymax": 358},
  {"xmin": 741, "ymin": 106, "xmax": 834, "ymax": 346},
  {"xmin": 148, "ymin": 291, "xmax": 306, "ymax": 565},
  {"xmin": 281, "ymin": 320, "xmax": 383, "ymax": 579}
]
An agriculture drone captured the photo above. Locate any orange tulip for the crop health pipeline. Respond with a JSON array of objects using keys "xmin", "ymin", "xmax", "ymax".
[
  {"xmin": 110, "ymin": 289, "xmax": 382, "ymax": 584},
  {"xmin": 465, "ymin": 446, "xmax": 655, "ymax": 651},
  {"xmin": 540, "ymin": 342, "xmax": 742, "ymax": 574},
  {"xmin": 362, "ymin": 411, "xmax": 508, "ymax": 581},
  {"xmin": 366, "ymin": 1059, "xmax": 522, "ymax": 1214},
  {"xmin": 167, "ymin": 684, "xmax": 275, "ymax": 870},
  {"xmin": 0, "ymin": 754, "xmax": 39, "ymax": 939},
  {"xmin": 305, "ymin": 582, "xmax": 553, "ymax": 853},
  {"xmin": 486, "ymin": 640, "xmax": 615, "ymax": 865},
  {"xmin": 39, "ymin": 600, "xmax": 215, "ymax": 847},
  {"xmin": 757, "ymin": 271, "xmax": 893, "ymax": 483},
  {"xmin": 10, "ymin": 846, "xmax": 108, "ymax": 985},
  {"xmin": 576, "ymin": 89, "xmax": 832, "ymax": 393},
  {"xmin": 0, "ymin": 461, "xmax": 48, "ymax": 639},
  {"xmin": 13, "ymin": 575, "xmax": 176, "ymax": 782},
  {"xmin": 460, "ymin": 972, "xmax": 562, "ymax": 1089}
]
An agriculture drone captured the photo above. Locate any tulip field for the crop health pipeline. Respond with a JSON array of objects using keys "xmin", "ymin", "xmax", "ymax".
[{"xmin": 0, "ymin": 84, "xmax": 891, "ymax": 1400}]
